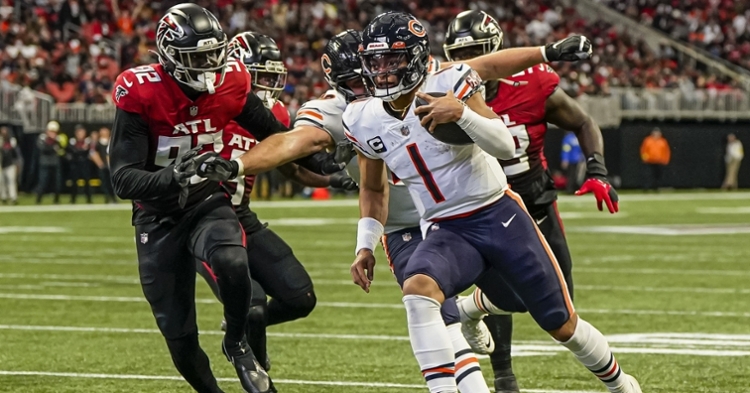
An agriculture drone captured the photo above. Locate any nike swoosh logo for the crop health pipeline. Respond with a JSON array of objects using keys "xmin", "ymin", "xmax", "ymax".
[
  {"xmin": 501, "ymin": 214, "xmax": 516, "ymax": 228},
  {"xmin": 535, "ymin": 216, "xmax": 547, "ymax": 225},
  {"xmin": 123, "ymin": 77, "xmax": 133, "ymax": 87}
]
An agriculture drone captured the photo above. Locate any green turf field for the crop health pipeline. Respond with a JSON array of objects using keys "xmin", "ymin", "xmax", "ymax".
[{"xmin": 1, "ymin": 191, "xmax": 749, "ymax": 393}]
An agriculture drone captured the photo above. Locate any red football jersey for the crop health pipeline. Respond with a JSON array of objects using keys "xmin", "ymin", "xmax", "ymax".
[
  {"xmin": 485, "ymin": 64, "xmax": 559, "ymax": 196},
  {"xmin": 221, "ymin": 98, "xmax": 290, "ymax": 208},
  {"xmin": 271, "ymin": 100, "xmax": 291, "ymax": 128},
  {"xmin": 112, "ymin": 61, "xmax": 250, "ymax": 169}
]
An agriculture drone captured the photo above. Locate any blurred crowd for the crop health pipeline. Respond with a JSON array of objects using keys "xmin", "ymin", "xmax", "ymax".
[
  {"xmin": 0, "ymin": 0, "xmax": 741, "ymax": 114},
  {"xmin": 603, "ymin": 0, "xmax": 750, "ymax": 70}
]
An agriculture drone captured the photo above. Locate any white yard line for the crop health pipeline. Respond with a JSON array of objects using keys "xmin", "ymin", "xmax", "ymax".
[
  {"xmin": 575, "ymin": 267, "xmax": 750, "ymax": 276},
  {"xmin": 2, "ymin": 325, "xmax": 748, "ymax": 357},
  {"xmin": 1, "ymin": 273, "xmax": 745, "ymax": 294},
  {"xmin": 0, "ymin": 370, "xmax": 601, "ymax": 392},
  {"xmin": 696, "ymin": 207, "xmax": 750, "ymax": 214},
  {"xmin": 1, "ymin": 192, "xmax": 748, "ymax": 214},
  {"xmin": 0, "ymin": 292, "xmax": 746, "ymax": 318}
]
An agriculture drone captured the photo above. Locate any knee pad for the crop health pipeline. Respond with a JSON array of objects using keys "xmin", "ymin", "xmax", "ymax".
[
  {"xmin": 246, "ymin": 304, "xmax": 268, "ymax": 327},
  {"xmin": 208, "ymin": 246, "xmax": 248, "ymax": 278},
  {"xmin": 275, "ymin": 290, "xmax": 317, "ymax": 320}
]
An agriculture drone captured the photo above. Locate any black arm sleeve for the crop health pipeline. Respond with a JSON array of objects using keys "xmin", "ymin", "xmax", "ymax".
[
  {"xmin": 233, "ymin": 92, "xmax": 289, "ymax": 141},
  {"xmin": 109, "ymin": 108, "xmax": 178, "ymax": 200}
]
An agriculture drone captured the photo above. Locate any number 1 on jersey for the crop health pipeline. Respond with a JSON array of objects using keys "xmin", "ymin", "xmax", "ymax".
[{"xmin": 406, "ymin": 143, "xmax": 445, "ymax": 203}]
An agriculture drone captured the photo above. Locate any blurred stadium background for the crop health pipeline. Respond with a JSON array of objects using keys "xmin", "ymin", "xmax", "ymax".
[
  {"xmin": 0, "ymin": 0, "xmax": 748, "ymax": 196},
  {"xmin": 1, "ymin": 1, "xmax": 750, "ymax": 393}
]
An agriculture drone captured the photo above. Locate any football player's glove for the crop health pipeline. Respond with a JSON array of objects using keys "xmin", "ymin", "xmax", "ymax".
[
  {"xmin": 173, "ymin": 146, "xmax": 207, "ymax": 208},
  {"xmin": 329, "ymin": 171, "xmax": 358, "ymax": 191},
  {"xmin": 295, "ymin": 150, "xmax": 346, "ymax": 175},
  {"xmin": 195, "ymin": 154, "xmax": 239, "ymax": 182},
  {"xmin": 575, "ymin": 153, "xmax": 619, "ymax": 213},
  {"xmin": 543, "ymin": 35, "xmax": 592, "ymax": 62},
  {"xmin": 333, "ymin": 139, "xmax": 356, "ymax": 165}
]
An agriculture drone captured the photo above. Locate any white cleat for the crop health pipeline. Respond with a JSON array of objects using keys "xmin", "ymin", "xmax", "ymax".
[
  {"xmin": 457, "ymin": 296, "xmax": 495, "ymax": 355},
  {"xmin": 625, "ymin": 374, "xmax": 642, "ymax": 393},
  {"xmin": 614, "ymin": 374, "xmax": 641, "ymax": 393}
]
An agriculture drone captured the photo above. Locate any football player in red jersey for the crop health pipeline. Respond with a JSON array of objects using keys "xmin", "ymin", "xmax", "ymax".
[
  {"xmin": 107, "ymin": 4, "xmax": 336, "ymax": 393},
  {"xmin": 442, "ymin": 10, "xmax": 619, "ymax": 393},
  {"xmin": 194, "ymin": 31, "xmax": 357, "ymax": 377}
]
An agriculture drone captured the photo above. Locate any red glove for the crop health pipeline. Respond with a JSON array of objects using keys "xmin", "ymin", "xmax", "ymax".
[{"xmin": 575, "ymin": 177, "xmax": 619, "ymax": 213}]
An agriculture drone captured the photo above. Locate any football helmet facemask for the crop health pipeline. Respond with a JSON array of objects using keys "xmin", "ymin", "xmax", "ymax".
[
  {"xmin": 229, "ymin": 32, "xmax": 287, "ymax": 102},
  {"xmin": 360, "ymin": 12, "xmax": 430, "ymax": 102},
  {"xmin": 444, "ymin": 10, "xmax": 503, "ymax": 62},
  {"xmin": 156, "ymin": 3, "xmax": 228, "ymax": 94},
  {"xmin": 322, "ymin": 29, "xmax": 368, "ymax": 103}
]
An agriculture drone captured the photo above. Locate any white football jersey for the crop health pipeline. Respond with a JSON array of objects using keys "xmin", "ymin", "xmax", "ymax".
[
  {"xmin": 294, "ymin": 90, "xmax": 421, "ymax": 233},
  {"xmin": 342, "ymin": 64, "xmax": 508, "ymax": 222}
]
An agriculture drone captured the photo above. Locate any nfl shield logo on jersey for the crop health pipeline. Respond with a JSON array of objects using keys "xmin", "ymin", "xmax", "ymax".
[
  {"xmin": 402, "ymin": 232, "xmax": 412, "ymax": 242},
  {"xmin": 400, "ymin": 125, "xmax": 410, "ymax": 136},
  {"xmin": 140, "ymin": 233, "xmax": 148, "ymax": 244},
  {"xmin": 190, "ymin": 106, "xmax": 198, "ymax": 116}
]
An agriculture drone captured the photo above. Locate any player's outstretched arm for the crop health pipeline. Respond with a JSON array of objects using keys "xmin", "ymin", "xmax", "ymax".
[
  {"xmin": 464, "ymin": 35, "xmax": 592, "ymax": 81},
  {"xmin": 544, "ymin": 89, "xmax": 618, "ymax": 213},
  {"xmin": 109, "ymin": 108, "xmax": 180, "ymax": 199},
  {"xmin": 237, "ymin": 126, "xmax": 334, "ymax": 175},
  {"xmin": 351, "ymin": 152, "xmax": 388, "ymax": 293}
]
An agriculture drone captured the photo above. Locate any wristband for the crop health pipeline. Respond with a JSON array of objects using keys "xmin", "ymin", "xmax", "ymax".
[
  {"xmin": 585, "ymin": 153, "xmax": 608, "ymax": 178},
  {"xmin": 540, "ymin": 46, "xmax": 549, "ymax": 62},
  {"xmin": 232, "ymin": 157, "xmax": 245, "ymax": 180},
  {"xmin": 355, "ymin": 217, "xmax": 384, "ymax": 256}
]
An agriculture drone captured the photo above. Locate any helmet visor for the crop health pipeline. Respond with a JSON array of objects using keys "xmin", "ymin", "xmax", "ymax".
[{"xmin": 361, "ymin": 52, "xmax": 408, "ymax": 90}]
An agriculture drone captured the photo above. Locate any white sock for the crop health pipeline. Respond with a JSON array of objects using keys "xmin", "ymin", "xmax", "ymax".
[
  {"xmin": 447, "ymin": 323, "xmax": 490, "ymax": 393},
  {"xmin": 558, "ymin": 318, "xmax": 630, "ymax": 392},
  {"xmin": 403, "ymin": 295, "xmax": 458, "ymax": 393},
  {"xmin": 459, "ymin": 288, "xmax": 510, "ymax": 321}
]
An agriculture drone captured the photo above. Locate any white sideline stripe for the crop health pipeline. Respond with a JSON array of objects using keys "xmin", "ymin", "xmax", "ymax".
[
  {"xmin": 2, "ymin": 274, "xmax": 747, "ymax": 294},
  {"xmin": 576, "ymin": 267, "xmax": 750, "ymax": 277},
  {"xmin": 0, "ymin": 370, "xmax": 598, "ymax": 392},
  {"xmin": 696, "ymin": 207, "xmax": 750, "ymax": 214},
  {"xmin": 1, "ymin": 192, "xmax": 748, "ymax": 214},
  {"xmin": 0, "ymin": 292, "xmax": 747, "ymax": 318},
  {"xmin": 0, "ymin": 324, "xmax": 412, "ymax": 341},
  {"xmin": 0, "ymin": 370, "xmax": 423, "ymax": 389},
  {"xmin": 0, "ymin": 226, "xmax": 69, "ymax": 234}
]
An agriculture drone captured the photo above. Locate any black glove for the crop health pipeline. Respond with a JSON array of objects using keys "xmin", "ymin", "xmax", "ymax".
[
  {"xmin": 173, "ymin": 146, "xmax": 203, "ymax": 208},
  {"xmin": 544, "ymin": 35, "xmax": 592, "ymax": 62},
  {"xmin": 329, "ymin": 171, "xmax": 358, "ymax": 191},
  {"xmin": 333, "ymin": 140, "xmax": 356, "ymax": 165},
  {"xmin": 295, "ymin": 150, "xmax": 346, "ymax": 175},
  {"xmin": 195, "ymin": 153, "xmax": 240, "ymax": 182}
]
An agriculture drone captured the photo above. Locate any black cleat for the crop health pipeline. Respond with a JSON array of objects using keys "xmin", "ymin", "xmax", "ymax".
[
  {"xmin": 222, "ymin": 340, "xmax": 274, "ymax": 393},
  {"xmin": 494, "ymin": 374, "xmax": 520, "ymax": 393}
]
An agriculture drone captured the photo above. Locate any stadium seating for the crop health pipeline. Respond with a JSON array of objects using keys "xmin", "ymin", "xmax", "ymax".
[
  {"xmin": 0, "ymin": 0, "xmax": 741, "ymax": 113},
  {"xmin": 603, "ymin": 0, "xmax": 750, "ymax": 70}
]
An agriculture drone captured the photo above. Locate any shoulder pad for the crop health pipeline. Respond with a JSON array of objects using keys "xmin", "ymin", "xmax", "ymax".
[{"xmin": 427, "ymin": 63, "xmax": 483, "ymax": 101}]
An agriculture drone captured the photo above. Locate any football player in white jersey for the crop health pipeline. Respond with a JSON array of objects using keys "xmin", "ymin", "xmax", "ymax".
[{"xmin": 342, "ymin": 11, "xmax": 642, "ymax": 393}]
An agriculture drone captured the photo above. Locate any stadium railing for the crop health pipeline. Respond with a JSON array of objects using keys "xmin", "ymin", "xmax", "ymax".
[
  {"xmin": 613, "ymin": 88, "xmax": 750, "ymax": 121},
  {"xmin": 0, "ymin": 82, "xmax": 54, "ymax": 133},
  {"xmin": 2, "ymin": 84, "xmax": 749, "ymax": 132}
]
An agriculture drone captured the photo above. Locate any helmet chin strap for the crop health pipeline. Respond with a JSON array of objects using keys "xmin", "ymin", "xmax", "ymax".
[{"xmin": 198, "ymin": 72, "xmax": 217, "ymax": 94}]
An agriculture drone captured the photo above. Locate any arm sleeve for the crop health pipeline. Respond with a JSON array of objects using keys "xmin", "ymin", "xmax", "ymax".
[
  {"xmin": 233, "ymin": 92, "xmax": 290, "ymax": 141},
  {"xmin": 109, "ymin": 108, "xmax": 178, "ymax": 199}
]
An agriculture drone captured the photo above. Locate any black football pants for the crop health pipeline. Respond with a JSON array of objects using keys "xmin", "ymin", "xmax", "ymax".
[
  {"xmin": 135, "ymin": 193, "xmax": 252, "ymax": 393},
  {"xmin": 196, "ymin": 208, "xmax": 316, "ymax": 369}
]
